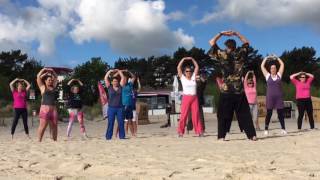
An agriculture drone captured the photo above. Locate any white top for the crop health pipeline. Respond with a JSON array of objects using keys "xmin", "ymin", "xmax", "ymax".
[
  {"xmin": 181, "ymin": 74, "xmax": 197, "ymax": 95},
  {"xmin": 266, "ymin": 72, "xmax": 281, "ymax": 81}
]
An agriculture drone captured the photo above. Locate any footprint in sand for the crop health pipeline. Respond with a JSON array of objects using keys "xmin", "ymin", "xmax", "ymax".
[
  {"xmin": 168, "ymin": 171, "xmax": 182, "ymax": 178},
  {"xmin": 83, "ymin": 163, "xmax": 92, "ymax": 171}
]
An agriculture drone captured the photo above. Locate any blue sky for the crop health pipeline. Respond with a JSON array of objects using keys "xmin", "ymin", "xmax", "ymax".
[{"xmin": 1, "ymin": 0, "xmax": 319, "ymax": 67}]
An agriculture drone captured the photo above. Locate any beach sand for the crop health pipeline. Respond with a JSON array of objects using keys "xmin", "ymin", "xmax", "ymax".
[{"xmin": 0, "ymin": 114, "xmax": 319, "ymax": 180}]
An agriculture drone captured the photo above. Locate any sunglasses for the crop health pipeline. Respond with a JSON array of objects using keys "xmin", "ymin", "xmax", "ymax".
[
  {"xmin": 300, "ymin": 76, "xmax": 306, "ymax": 78},
  {"xmin": 185, "ymin": 71, "xmax": 193, "ymax": 73}
]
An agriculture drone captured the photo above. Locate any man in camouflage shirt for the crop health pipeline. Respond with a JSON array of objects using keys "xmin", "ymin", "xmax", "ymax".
[{"xmin": 208, "ymin": 30, "xmax": 257, "ymax": 141}]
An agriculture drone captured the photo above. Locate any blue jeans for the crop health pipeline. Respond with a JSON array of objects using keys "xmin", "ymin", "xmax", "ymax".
[{"xmin": 106, "ymin": 107, "xmax": 125, "ymax": 140}]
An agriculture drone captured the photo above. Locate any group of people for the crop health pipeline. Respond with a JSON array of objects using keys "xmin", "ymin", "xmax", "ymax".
[
  {"xmin": 10, "ymin": 67, "xmax": 140, "ymax": 141},
  {"xmin": 8, "ymin": 30, "xmax": 317, "ymax": 142},
  {"xmin": 175, "ymin": 30, "xmax": 316, "ymax": 141}
]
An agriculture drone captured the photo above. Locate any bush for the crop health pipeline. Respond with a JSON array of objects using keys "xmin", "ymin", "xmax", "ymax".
[{"xmin": 82, "ymin": 103, "xmax": 103, "ymax": 121}]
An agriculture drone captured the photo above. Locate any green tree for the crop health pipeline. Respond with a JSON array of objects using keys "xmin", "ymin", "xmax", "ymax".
[
  {"xmin": 70, "ymin": 57, "xmax": 110, "ymax": 105},
  {"xmin": 280, "ymin": 47, "xmax": 320, "ymax": 85}
]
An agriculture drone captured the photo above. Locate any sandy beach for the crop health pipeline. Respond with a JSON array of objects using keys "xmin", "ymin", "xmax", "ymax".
[{"xmin": 0, "ymin": 114, "xmax": 319, "ymax": 180}]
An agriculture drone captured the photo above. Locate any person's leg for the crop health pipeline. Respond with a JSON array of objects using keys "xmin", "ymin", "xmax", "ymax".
[
  {"xmin": 265, "ymin": 109, "xmax": 273, "ymax": 130},
  {"xmin": 199, "ymin": 104, "xmax": 205, "ymax": 131},
  {"xmin": 21, "ymin": 109, "xmax": 29, "ymax": 136},
  {"xmin": 190, "ymin": 96, "xmax": 203, "ymax": 135},
  {"xmin": 296, "ymin": 100, "xmax": 305, "ymax": 130},
  {"xmin": 38, "ymin": 106, "xmax": 49, "ymax": 142},
  {"xmin": 235, "ymin": 94, "xmax": 256, "ymax": 139},
  {"xmin": 277, "ymin": 109, "xmax": 285, "ymax": 130},
  {"xmin": 125, "ymin": 106, "xmax": 134, "ymax": 136},
  {"xmin": 77, "ymin": 111, "xmax": 86, "ymax": 135},
  {"xmin": 38, "ymin": 119, "xmax": 48, "ymax": 142},
  {"xmin": 305, "ymin": 99, "xmax": 315, "ymax": 129},
  {"xmin": 106, "ymin": 107, "xmax": 116, "ymax": 140},
  {"xmin": 11, "ymin": 109, "xmax": 21, "ymax": 138},
  {"xmin": 178, "ymin": 96, "xmax": 191, "ymax": 136},
  {"xmin": 132, "ymin": 110, "xmax": 138, "ymax": 136},
  {"xmin": 116, "ymin": 108, "xmax": 125, "ymax": 139},
  {"xmin": 124, "ymin": 106, "xmax": 130, "ymax": 135},
  {"xmin": 67, "ymin": 109, "xmax": 76, "ymax": 137},
  {"xmin": 217, "ymin": 94, "xmax": 234, "ymax": 139},
  {"xmin": 49, "ymin": 108, "xmax": 58, "ymax": 141},
  {"xmin": 252, "ymin": 104, "xmax": 260, "ymax": 130}
]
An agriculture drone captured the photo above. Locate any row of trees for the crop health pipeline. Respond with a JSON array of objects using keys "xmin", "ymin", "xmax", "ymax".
[{"xmin": 1, "ymin": 46, "xmax": 320, "ymax": 106}]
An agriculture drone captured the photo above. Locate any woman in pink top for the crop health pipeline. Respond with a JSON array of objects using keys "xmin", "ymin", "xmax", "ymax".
[
  {"xmin": 177, "ymin": 57, "xmax": 203, "ymax": 137},
  {"xmin": 290, "ymin": 72, "xmax": 315, "ymax": 130},
  {"xmin": 9, "ymin": 78, "xmax": 31, "ymax": 139},
  {"xmin": 244, "ymin": 71, "xmax": 260, "ymax": 130}
]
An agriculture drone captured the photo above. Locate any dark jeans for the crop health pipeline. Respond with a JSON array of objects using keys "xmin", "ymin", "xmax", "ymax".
[
  {"xmin": 217, "ymin": 93, "xmax": 256, "ymax": 139},
  {"xmin": 297, "ymin": 98, "xmax": 314, "ymax": 129},
  {"xmin": 265, "ymin": 109, "xmax": 285, "ymax": 130},
  {"xmin": 11, "ymin": 108, "xmax": 29, "ymax": 135}
]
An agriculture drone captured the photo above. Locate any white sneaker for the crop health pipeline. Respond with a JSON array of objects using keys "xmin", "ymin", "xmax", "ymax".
[
  {"xmin": 264, "ymin": 130, "xmax": 269, "ymax": 136},
  {"xmin": 281, "ymin": 129, "xmax": 287, "ymax": 135}
]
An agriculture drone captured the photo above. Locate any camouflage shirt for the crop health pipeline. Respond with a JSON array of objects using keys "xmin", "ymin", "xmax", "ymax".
[{"xmin": 208, "ymin": 43, "xmax": 249, "ymax": 94}]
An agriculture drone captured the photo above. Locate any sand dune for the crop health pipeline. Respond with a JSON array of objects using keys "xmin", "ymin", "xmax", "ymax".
[{"xmin": 0, "ymin": 114, "xmax": 319, "ymax": 180}]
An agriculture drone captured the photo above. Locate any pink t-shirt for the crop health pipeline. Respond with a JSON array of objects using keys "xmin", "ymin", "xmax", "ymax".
[
  {"xmin": 291, "ymin": 77, "xmax": 313, "ymax": 99},
  {"xmin": 12, "ymin": 90, "xmax": 27, "ymax": 109},
  {"xmin": 244, "ymin": 77, "xmax": 257, "ymax": 104}
]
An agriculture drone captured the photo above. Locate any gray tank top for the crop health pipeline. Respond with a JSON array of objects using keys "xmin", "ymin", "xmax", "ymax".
[{"xmin": 42, "ymin": 89, "xmax": 56, "ymax": 106}]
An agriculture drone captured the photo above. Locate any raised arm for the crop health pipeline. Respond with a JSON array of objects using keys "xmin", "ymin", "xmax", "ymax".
[
  {"xmin": 209, "ymin": 31, "xmax": 232, "ymax": 46},
  {"xmin": 51, "ymin": 69, "xmax": 59, "ymax": 88},
  {"xmin": 260, "ymin": 57, "xmax": 269, "ymax": 78},
  {"xmin": 190, "ymin": 57, "xmax": 199, "ymax": 76},
  {"xmin": 119, "ymin": 70, "xmax": 126, "ymax": 87},
  {"xmin": 177, "ymin": 58, "xmax": 186, "ymax": 78},
  {"xmin": 67, "ymin": 79, "xmax": 76, "ymax": 86},
  {"xmin": 233, "ymin": 31, "xmax": 249, "ymax": 45},
  {"xmin": 244, "ymin": 71, "xmax": 250, "ymax": 83},
  {"xmin": 126, "ymin": 70, "xmax": 136, "ymax": 83},
  {"xmin": 277, "ymin": 57, "xmax": 284, "ymax": 77},
  {"xmin": 252, "ymin": 72, "xmax": 256, "ymax": 85},
  {"xmin": 305, "ymin": 72, "xmax": 314, "ymax": 79},
  {"xmin": 104, "ymin": 69, "xmax": 114, "ymax": 88},
  {"xmin": 37, "ymin": 68, "xmax": 47, "ymax": 92},
  {"xmin": 290, "ymin": 72, "xmax": 301, "ymax": 80},
  {"xmin": 137, "ymin": 77, "xmax": 141, "ymax": 93},
  {"xmin": 9, "ymin": 78, "xmax": 19, "ymax": 92},
  {"xmin": 21, "ymin": 79, "xmax": 31, "ymax": 91},
  {"xmin": 77, "ymin": 79, "xmax": 84, "ymax": 86}
]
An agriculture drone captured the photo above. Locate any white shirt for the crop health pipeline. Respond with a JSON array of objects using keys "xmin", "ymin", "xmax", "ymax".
[
  {"xmin": 181, "ymin": 74, "xmax": 197, "ymax": 95},
  {"xmin": 266, "ymin": 72, "xmax": 281, "ymax": 81}
]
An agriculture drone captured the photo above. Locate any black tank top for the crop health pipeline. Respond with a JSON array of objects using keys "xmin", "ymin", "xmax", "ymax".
[{"xmin": 42, "ymin": 88, "xmax": 57, "ymax": 106}]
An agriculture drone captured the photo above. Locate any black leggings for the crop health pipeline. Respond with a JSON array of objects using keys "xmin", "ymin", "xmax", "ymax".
[
  {"xmin": 297, "ymin": 98, "xmax": 314, "ymax": 129},
  {"xmin": 11, "ymin": 108, "xmax": 29, "ymax": 135},
  {"xmin": 265, "ymin": 109, "xmax": 285, "ymax": 130}
]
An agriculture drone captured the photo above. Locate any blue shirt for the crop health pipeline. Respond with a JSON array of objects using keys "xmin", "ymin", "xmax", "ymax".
[{"xmin": 122, "ymin": 82, "xmax": 133, "ymax": 106}]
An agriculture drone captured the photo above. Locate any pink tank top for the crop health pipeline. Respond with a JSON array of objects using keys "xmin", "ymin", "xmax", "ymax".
[{"xmin": 12, "ymin": 90, "xmax": 27, "ymax": 109}]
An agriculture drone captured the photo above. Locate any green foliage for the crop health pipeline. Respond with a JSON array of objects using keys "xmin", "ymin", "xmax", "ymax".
[
  {"xmin": 71, "ymin": 57, "xmax": 110, "ymax": 106},
  {"xmin": 1, "ymin": 46, "xmax": 320, "ymax": 111}
]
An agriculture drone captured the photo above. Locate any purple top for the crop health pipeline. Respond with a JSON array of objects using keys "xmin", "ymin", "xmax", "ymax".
[{"xmin": 266, "ymin": 73, "xmax": 284, "ymax": 109}]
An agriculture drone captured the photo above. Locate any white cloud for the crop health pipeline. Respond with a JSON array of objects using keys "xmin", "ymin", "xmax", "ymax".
[
  {"xmin": 0, "ymin": 0, "xmax": 194, "ymax": 58},
  {"xmin": 70, "ymin": 0, "xmax": 194, "ymax": 56},
  {"xmin": 0, "ymin": 1, "xmax": 69, "ymax": 55},
  {"xmin": 196, "ymin": 0, "xmax": 320, "ymax": 28}
]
